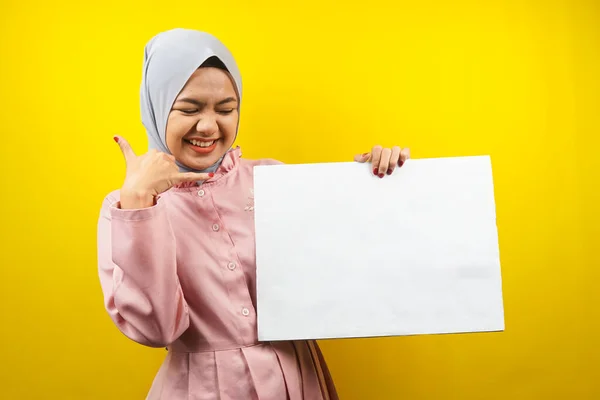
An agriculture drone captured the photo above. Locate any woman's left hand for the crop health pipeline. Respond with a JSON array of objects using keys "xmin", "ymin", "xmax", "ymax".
[{"xmin": 354, "ymin": 145, "xmax": 411, "ymax": 177}]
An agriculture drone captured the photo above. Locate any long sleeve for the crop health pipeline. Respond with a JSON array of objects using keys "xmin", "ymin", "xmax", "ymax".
[{"xmin": 96, "ymin": 192, "xmax": 189, "ymax": 347}]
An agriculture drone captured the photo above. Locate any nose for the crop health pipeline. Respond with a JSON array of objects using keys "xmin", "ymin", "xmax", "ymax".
[{"xmin": 195, "ymin": 114, "xmax": 218, "ymax": 136}]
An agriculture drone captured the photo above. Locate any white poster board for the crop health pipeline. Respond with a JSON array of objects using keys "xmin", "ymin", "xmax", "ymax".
[{"xmin": 254, "ymin": 156, "xmax": 504, "ymax": 341}]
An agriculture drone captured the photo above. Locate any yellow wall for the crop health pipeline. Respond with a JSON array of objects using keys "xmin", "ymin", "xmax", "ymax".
[{"xmin": 1, "ymin": 0, "xmax": 598, "ymax": 399}]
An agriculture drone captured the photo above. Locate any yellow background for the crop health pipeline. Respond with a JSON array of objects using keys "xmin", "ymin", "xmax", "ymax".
[{"xmin": 1, "ymin": 0, "xmax": 598, "ymax": 399}]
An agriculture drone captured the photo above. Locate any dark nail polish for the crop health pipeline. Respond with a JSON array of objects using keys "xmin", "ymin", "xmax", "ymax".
[
  {"xmin": 399, "ymin": 160, "xmax": 404, "ymax": 167},
  {"xmin": 387, "ymin": 169, "xmax": 392, "ymax": 175},
  {"xmin": 113, "ymin": 136, "xmax": 119, "ymax": 143},
  {"xmin": 378, "ymin": 173, "xmax": 384, "ymax": 178},
  {"xmin": 373, "ymin": 168, "xmax": 378, "ymax": 175}
]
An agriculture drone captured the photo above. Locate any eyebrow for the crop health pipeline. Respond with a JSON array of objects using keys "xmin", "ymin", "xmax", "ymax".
[{"xmin": 175, "ymin": 97, "xmax": 238, "ymax": 106}]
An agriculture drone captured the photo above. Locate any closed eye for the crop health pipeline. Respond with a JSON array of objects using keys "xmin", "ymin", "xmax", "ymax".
[
  {"xmin": 180, "ymin": 109, "xmax": 198, "ymax": 114},
  {"xmin": 218, "ymin": 109, "xmax": 235, "ymax": 115}
]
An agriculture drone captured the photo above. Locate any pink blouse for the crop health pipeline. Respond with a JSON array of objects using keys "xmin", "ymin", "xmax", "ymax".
[{"xmin": 97, "ymin": 147, "xmax": 338, "ymax": 399}]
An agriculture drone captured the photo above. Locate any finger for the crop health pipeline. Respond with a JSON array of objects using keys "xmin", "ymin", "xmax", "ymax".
[
  {"xmin": 370, "ymin": 145, "xmax": 383, "ymax": 176},
  {"xmin": 160, "ymin": 152, "xmax": 176, "ymax": 162},
  {"xmin": 353, "ymin": 152, "xmax": 372, "ymax": 163},
  {"xmin": 172, "ymin": 172, "xmax": 214, "ymax": 184},
  {"xmin": 387, "ymin": 146, "xmax": 401, "ymax": 175},
  {"xmin": 399, "ymin": 148, "xmax": 411, "ymax": 166},
  {"xmin": 114, "ymin": 135, "xmax": 136, "ymax": 163},
  {"xmin": 378, "ymin": 148, "xmax": 392, "ymax": 177}
]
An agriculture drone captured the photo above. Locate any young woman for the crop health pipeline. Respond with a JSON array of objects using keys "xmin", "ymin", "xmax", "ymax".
[{"xmin": 97, "ymin": 28, "xmax": 409, "ymax": 400}]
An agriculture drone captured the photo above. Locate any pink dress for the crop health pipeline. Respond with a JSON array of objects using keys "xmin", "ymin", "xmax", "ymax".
[{"xmin": 97, "ymin": 147, "xmax": 338, "ymax": 400}]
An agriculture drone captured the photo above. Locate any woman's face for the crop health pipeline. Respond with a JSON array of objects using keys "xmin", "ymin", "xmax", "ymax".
[{"xmin": 166, "ymin": 67, "xmax": 239, "ymax": 170}]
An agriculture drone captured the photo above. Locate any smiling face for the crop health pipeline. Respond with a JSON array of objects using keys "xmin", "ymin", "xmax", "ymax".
[{"xmin": 165, "ymin": 66, "xmax": 239, "ymax": 170}]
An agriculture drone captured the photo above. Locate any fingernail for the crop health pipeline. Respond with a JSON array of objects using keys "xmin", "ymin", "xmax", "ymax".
[
  {"xmin": 387, "ymin": 169, "xmax": 392, "ymax": 175},
  {"xmin": 208, "ymin": 173, "xmax": 214, "ymax": 177},
  {"xmin": 378, "ymin": 173, "xmax": 384, "ymax": 178},
  {"xmin": 399, "ymin": 160, "xmax": 404, "ymax": 167},
  {"xmin": 373, "ymin": 168, "xmax": 378, "ymax": 175},
  {"xmin": 362, "ymin": 153, "xmax": 369, "ymax": 157},
  {"xmin": 113, "ymin": 136, "xmax": 119, "ymax": 143}
]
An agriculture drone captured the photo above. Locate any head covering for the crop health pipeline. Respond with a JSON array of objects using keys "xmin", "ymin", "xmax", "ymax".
[{"xmin": 140, "ymin": 28, "xmax": 242, "ymax": 173}]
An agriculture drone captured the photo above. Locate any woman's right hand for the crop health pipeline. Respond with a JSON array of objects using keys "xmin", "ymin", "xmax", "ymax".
[{"xmin": 114, "ymin": 135, "xmax": 212, "ymax": 209}]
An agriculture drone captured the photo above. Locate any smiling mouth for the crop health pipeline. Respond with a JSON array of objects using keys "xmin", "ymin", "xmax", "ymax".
[
  {"xmin": 185, "ymin": 138, "xmax": 219, "ymax": 154},
  {"xmin": 186, "ymin": 139, "xmax": 216, "ymax": 148}
]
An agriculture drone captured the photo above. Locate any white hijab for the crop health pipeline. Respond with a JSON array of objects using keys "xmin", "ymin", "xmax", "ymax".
[{"xmin": 140, "ymin": 28, "xmax": 242, "ymax": 173}]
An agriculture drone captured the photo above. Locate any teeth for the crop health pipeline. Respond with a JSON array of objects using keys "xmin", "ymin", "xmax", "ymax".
[{"xmin": 189, "ymin": 140, "xmax": 215, "ymax": 147}]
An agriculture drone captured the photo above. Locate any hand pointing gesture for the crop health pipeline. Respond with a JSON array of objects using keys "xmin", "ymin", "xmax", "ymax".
[{"xmin": 115, "ymin": 136, "xmax": 212, "ymax": 209}]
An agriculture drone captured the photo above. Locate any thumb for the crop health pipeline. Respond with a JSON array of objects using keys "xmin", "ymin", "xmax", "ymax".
[
  {"xmin": 354, "ymin": 152, "xmax": 372, "ymax": 163},
  {"xmin": 173, "ymin": 171, "xmax": 214, "ymax": 184},
  {"xmin": 114, "ymin": 135, "xmax": 136, "ymax": 163}
]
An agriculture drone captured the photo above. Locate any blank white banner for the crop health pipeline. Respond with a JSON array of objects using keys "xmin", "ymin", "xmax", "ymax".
[{"xmin": 254, "ymin": 156, "xmax": 504, "ymax": 341}]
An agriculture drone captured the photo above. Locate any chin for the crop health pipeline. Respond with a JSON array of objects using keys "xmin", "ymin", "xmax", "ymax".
[
  {"xmin": 182, "ymin": 152, "xmax": 224, "ymax": 171},
  {"xmin": 182, "ymin": 158, "xmax": 215, "ymax": 171},
  {"xmin": 176, "ymin": 140, "xmax": 232, "ymax": 171}
]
